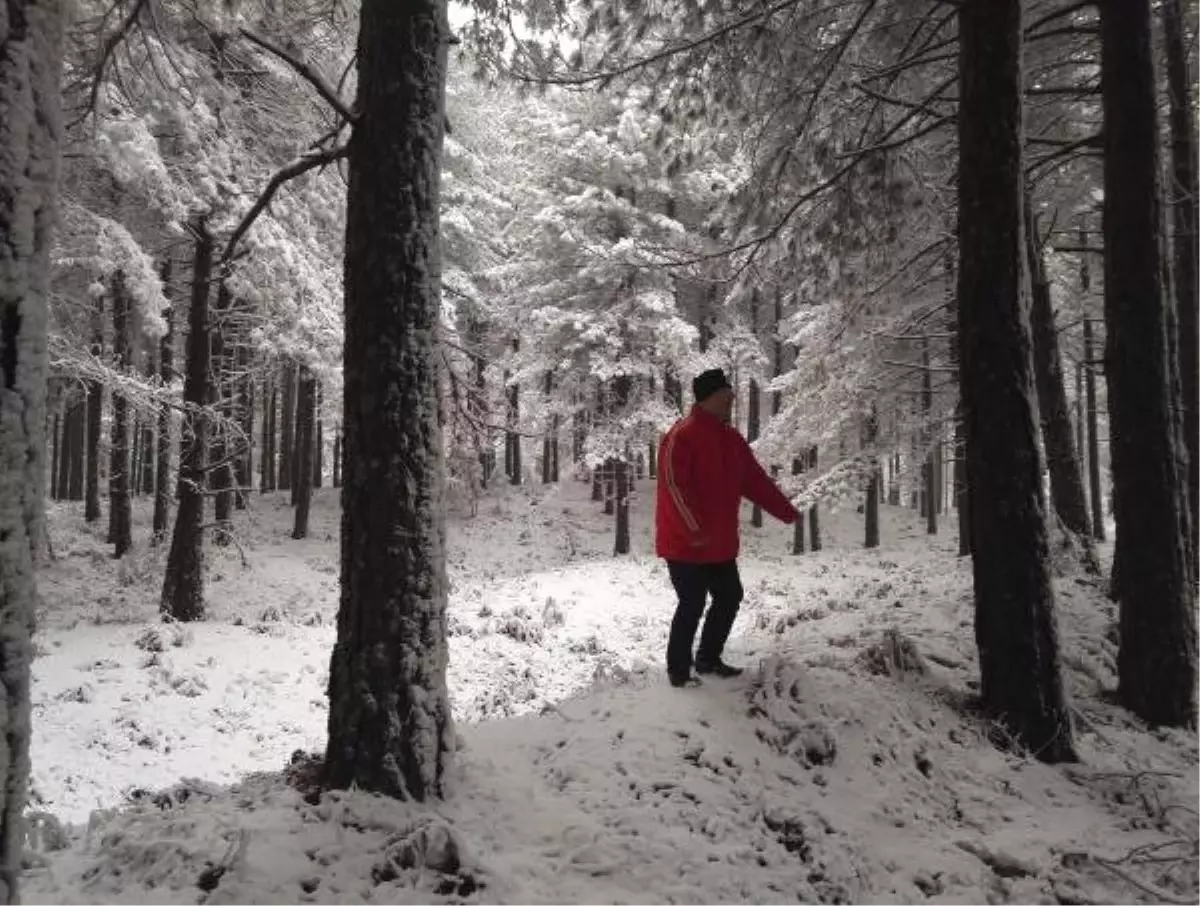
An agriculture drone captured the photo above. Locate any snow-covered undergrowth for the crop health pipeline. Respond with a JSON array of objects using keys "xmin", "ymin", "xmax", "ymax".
[{"xmin": 25, "ymin": 482, "xmax": 1199, "ymax": 904}]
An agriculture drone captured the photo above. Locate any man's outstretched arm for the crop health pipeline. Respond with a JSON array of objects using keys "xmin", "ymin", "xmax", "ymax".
[{"xmin": 741, "ymin": 444, "xmax": 799, "ymax": 524}]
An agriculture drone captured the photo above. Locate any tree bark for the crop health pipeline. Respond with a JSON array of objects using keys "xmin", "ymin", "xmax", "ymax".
[
  {"xmin": 153, "ymin": 294, "xmax": 173, "ymax": 542},
  {"xmin": 325, "ymin": 0, "xmax": 454, "ymax": 800},
  {"xmin": 50, "ymin": 411, "xmax": 60, "ymax": 500},
  {"xmin": 332, "ymin": 424, "xmax": 341, "ymax": 488},
  {"xmin": 109, "ymin": 272, "xmax": 132, "ymax": 558},
  {"xmin": 792, "ymin": 456, "xmax": 805, "ymax": 554},
  {"xmin": 65, "ymin": 396, "xmax": 83, "ymax": 500},
  {"xmin": 312, "ymin": 381, "xmax": 322, "ymax": 488},
  {"xmin": 235, "ymin": 335, "xmax": 252, "ymax": 508},
  {"xmin": 211, "ymin": 281, "xmax": 233, "ymax": 543},
  {"xmin": 1025, "ymin": 191, "xmax": 1091, "ymax": 538},
  {"xmin": 0, "ymin": 1, "xmax": 64, "ymax": 894},
  {"xmin": 1163, "ymin": 0, "xmax": 1199, "ymax": 561},
  {"xmin": 1082, "ymin": 319, "xmax": 1106, "ymax": 543},
  {"xmin": 279, "ymin": 358, "xmax": 295, "ymax": 496},
  {"xmin": 140, "ymin": 340, "xmax": 156, "ymax": 496},
  {"xmin": 260, "ymin": 374, "xmax": 273, "ymax": 493},
  {"xmin": 922, "ymin": 339, "xmax": 937, "ymax": 535},
  {"xmin": 506, "ymin": 338, "xmax": 520, "ymax": 485},
  {"xmin": 542, "ymin": 371, "xmax": 554, "ymax": 484},
  {"xmin": 84, "ymin": 295, "xmax": 103, "ymax": 522},
  {"xmin": 614, "ymin": 458, "xmax": 630, "ymax": 555},
  {"xmin": 865, "ymin": 406, "xmax": 880, "ymax": 549},
  {"xmin": 1099, "ymin": 0, "xmax": 1197, "ymax": 727},
  {"xmin": 807, "ymin": 447, "xmax": 822, "ymax": 551},
  {"xmin": 292, "ymin": 364, "xmax": 314, "ymax": 540},
  {"xmin": 749, "ymin": 290, "xmax": 763, "ymax": 527},
  {"xmin": 958, "ymin": 0, "xmax": 1075, "ymax": 760},
  {"xmin": 161, "ymin": 221, "xmax": 213, "ymax": 623}
]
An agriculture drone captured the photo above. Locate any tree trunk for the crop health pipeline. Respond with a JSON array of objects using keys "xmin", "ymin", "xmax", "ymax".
[
  {"xmin": 614, "ymin": 459, "xmax": 630, "ymax": 555},
  {"xmin": 592, "ymin": 465, "xmax": 603, "ymax": 502},
  {"xmin": 807, "ymin": 447, "xmax": 822, "ymax": 551},
  {"xmin": 792, "ymin": 456, "xmax": 805, "ymax": 554},
  {"xmin": 1025, "ymin": 191, "xmax": 1091, "ymax": 538},
  {"xmin": 865, "ymin": 406, "xmax": 880, "ymax": 549},
  {"xmin": 1082, "ymin": 318, "xmax": 1105, "ymax": 541},
  {"xmin": 325, "ymin": 0, "xmax": 454, "ymax": 800},
  {"xmin": 506, "ymin": 338, "xmax": 520, "ymax": 485},
  {"xmin": 84, "ymin": 296, "xmax": 103, "ymax": 521},
  {"xmin": 1099, "ymin": 0, "xmax": 1197, "ymax": 727},
  {"xmin": 235, "ymin": 338, "xmax": 252, "ymax": 508},
  {"xmin": 749, "ymin": 291, "xmax": 763, "ymax": 527},
  {"xmin": 958, "ymin": 0, "xmax": 1075, "ymax": 760},
  {"xmin": 1163, "ymin": 0, "xmax": 1199, "ymax": 561},
  {"xmin": 50, "ymin": 411, "xmax": 60, "ymax": 500},
  {"xmin": 211, "ymin": 281, "xmax": 233, "ymax": 542},
  {"xmin": 955, "ymin": 405, "xmax": 970, "ymax": 556},
  {"xmin": 109, "ymin": 272, "xmax": 132, "ymax": 558},
  {"xmin": 267, "ymin": 378, "xmax": 278, "ymax": 492},
  {"xmin": 67, "ymin": 397, "xmax": 83, "ymax": 500},
  {"xmin": 332, "ymin": 425, "xmax": 342, "ymax": 488},
  {"xmin": 888, "ymin": 452, "xmax": 901, "ymax": 506},
  {"xmin": 260, "ymin": 375, "xmax": 273, "ymax": 493},
  {"xmin": 161, "ymin": 221, "xmax": 213, "ymax": 623},
  {"xmin": 140, "ymin": 341, "xmax": 156, "ymax": 496},
  {"xmin": 312, "ymin": 381, "xmax": 323, "ymax": 488},
  {"xmin": 542, "ymin": 371, "xmax": 554, "ymax": 484},
  {"xmin": 279, "ymin": 358, "xmax": 295, "ymax": 495},
  {"xmin": 603, "ymin": 458, "xmax": 615, "ymax": 515},
  {"xmin": 292, "ymin": 364, "xmax": 314, "ymax": 540},
  {"xmin": 0, "ymin": 0, "xmax": 64, "ymax": 891},
  {"xmin": 153, "ymin": 296, "xmax": 173, "ymax": 542},
  {"xmin": 922, "ymin": 339, "xmax": 937, "ymax": 535}
]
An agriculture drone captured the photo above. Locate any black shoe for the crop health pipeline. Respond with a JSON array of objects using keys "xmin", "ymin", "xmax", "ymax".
[
  {"xmin": 695, "ymin": 659, "xmax": 743, "ymax": 678},
  {"xmin": 669, "ymin": 672, "xmax": 702, "ymax": 688}
]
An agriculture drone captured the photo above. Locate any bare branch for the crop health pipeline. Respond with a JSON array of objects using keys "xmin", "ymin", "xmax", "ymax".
[
  {"xmin": 240, "ymin": 28, "xmax": 357, "ymax": 124},
  {"xmin": 222, "ymin": 143, "xmax": 350, "ymax": 262},
  {"xmin": 71, "ymin": 0, "xmax": 150, "ymax": 129}
]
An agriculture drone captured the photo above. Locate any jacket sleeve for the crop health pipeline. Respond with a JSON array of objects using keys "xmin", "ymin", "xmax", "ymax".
[
  {"xmin": 662, "ymin": 428, "xmax": 706, "ymax": 540},
  {"xmin": 740, "ymin": 440, "xmax": 799, "ymax": 524}
]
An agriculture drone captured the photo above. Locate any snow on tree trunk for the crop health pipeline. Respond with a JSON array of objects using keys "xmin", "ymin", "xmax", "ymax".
[
  {"xmin": 84, "ymin": 296, "xmax": 103, "ymax": 522},
  {"xmin": 292, "ymin": 364, "xmax": 314, "ymax": 540},
  {"xmin": 1025, "ymin": 191, "xmax": 1091, "ymax": 541},
  {"xmin": 0, "ymin": 0, "xmax": 65, "ymax": 896},
  {"xmin": 161, "ymin": 222, "xmax": 213, "ymax": 623},
  {"xmin": 324, "ymin": 0, "xmax": 454, "ymax": 800},
  {"xmin": 109, "ymin": 272, "xmax": 132, "ymax": 558},
  {"xmin": 1099, "ymin": 0, "xmax": 1198, "ymax": 727},
  {"xmin": 957, "ymin": 0, "xmax": 1076, "ymax": 761},
  {"xmin": 153, "ymin": 295, "xmax": 173, "ymax": 542},
  {"xmin": 1162, "ymin": 0, "xmax": 1199, "ymax": 561}
]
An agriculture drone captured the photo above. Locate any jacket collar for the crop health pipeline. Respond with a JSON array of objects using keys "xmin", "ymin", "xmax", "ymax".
[{"xmin": 689, "ymin": 404, "xmax": 727, "ymax": 427}]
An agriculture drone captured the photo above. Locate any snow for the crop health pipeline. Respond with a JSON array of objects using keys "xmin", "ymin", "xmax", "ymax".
[{"xmin": 23, "ymin": 481, "xmax": 1200, "ymax": 904}]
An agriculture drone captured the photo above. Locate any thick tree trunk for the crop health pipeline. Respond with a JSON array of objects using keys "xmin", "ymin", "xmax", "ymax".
[
  {"xmin": 84, "ymin": 296, "xmax": 103, "ymax": 522},
  {"xmin": 1163, "ymin": 0, "xmax": 1199, "ymax": 561},
  {"xmin": 161, "ymin": 221, "xmax": 213, "ymax": 623},
  {"xmin": 958, "ymin": 0, "xmax": 1075, "ymax": 760},
  {"xmin": 1025, "ymin": 192, "xmax": 1091, "ymax": 538},
  {"xmin": 292, "ymin": 364, "xmax": 314, "ymax": 540},
  {"xmin": 325, "ymin": 0, "xmax": 454, "ymax": 800},
  {"xmin": 279, "ymin": 358, "xmax": 295, "ymax": 496},
  {"xmin": 109, "ymin": 272, "xmax": 132, "ymax": 558},
  {"xmin": 613, "ymin": 459, "xmax": 630, "ymax": 555},
  {"xmin": 0, "ymin": 2, "xmax": 64, "ymax": 894},
  {"xmin": 153, "ymin": 298, "xmax": 173, "ymax": 541},
  {"xmin": 1100, "ymin": 0, "xmax": 1197, "ymax": 726}
]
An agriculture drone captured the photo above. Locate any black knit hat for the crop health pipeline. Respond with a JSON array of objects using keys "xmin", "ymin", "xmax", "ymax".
[{"xmin": 693, "ymin": 368, "xmax": 733, "ymax": 402}]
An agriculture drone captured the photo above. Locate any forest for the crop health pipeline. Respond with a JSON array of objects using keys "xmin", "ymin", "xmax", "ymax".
[{"xmin": 0, "ymin": 0, "xmax": 1197, "ymax": 903}]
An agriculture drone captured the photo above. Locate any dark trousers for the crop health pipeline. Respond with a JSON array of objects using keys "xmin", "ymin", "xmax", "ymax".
[{"xmin": 666, "ymin": 560, "xmax": 744, "ymax": 676}]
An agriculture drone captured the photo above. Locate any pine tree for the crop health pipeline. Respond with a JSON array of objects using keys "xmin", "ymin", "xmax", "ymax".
[
  {"xmin": 325, "ymin": 0, "xmax": 454, "ymax": 799},
  {"xmin": 1099, "ymin": 0, "xmax": 1197, "ymax": 727},
  {"xmin": 957, "ymin": 0, "xmax": 1075, "ymax": 761}
]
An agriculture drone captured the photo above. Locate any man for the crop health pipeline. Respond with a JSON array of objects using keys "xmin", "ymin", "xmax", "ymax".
[{"xmin": 656, "ymin": 368, "xmax": 800, "ymax": 687}]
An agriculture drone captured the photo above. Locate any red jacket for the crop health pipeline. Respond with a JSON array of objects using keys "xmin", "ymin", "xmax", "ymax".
[{"xmin": 655, "ymin": 406, "xmax": 799, "ymax": 563}]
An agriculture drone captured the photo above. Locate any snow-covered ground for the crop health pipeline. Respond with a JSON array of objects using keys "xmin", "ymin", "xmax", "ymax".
[{"xmin": 23, "ymin": 479, "xmax": 1199, "ymax": 904}]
